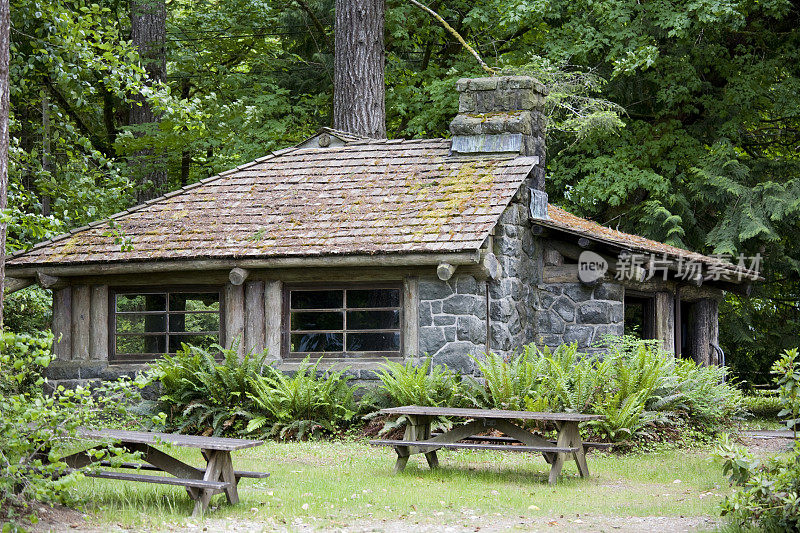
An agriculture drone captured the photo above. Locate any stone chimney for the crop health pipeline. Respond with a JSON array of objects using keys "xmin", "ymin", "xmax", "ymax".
[{"xmin": 449, "ymin": 76, "xmax": 548, "ymax": 192}]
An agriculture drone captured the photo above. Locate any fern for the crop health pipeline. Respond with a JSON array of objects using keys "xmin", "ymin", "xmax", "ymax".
[
  {"xmin": 136, "ymin": 343, "xmax": 271, "ymax": 436},
  {"xmin": 375, "ymin": 358, "xmax": 462, "ymax": 407},
  {"xmin": 245, "ymin": 357, "xmax": 358, "ymax": 440}
]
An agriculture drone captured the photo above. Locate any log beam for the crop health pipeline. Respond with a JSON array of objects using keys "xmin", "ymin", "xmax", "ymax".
[
  {"xmin": 437, "ymin": 262, "xmax": 456, "ymax": 281},
  {"xmin": 37, "ymin": 271, "xmax": 64, "ymax": 289},
  {"xmin": 4, "ymin": 277, "xmax": 34, "ymax": 294},
  {"xmin": 6, "ymin": 251, "xmax": 482, "ymax": 278},
  {"xmin": 229, "ymin": 267, "xmax": 249, "ymax": 286}
]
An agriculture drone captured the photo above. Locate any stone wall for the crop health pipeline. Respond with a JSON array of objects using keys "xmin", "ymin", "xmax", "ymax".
[
  {"xmin": 488, "ymin": 197, "xmax": 539, "ymax": 354},
  {"xmin": 416, "ymin": 196, "xmax": 541, "ymax": 374},
  {"xmin": 535, "ymin": 281, "xmax": 624, "ymax": 352},
  {"xmin": 417, "ymin": 274, "xmax": 487, "ymax": 375}
]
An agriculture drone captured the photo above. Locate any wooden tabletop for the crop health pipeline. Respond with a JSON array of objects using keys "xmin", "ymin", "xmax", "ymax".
[
  {"xmin": 379, "ymin": 406, "xmax": 605, "ymax": 422},
  {"xmin": 78, "ymin": 428, "xmax": 264, "ymax": 452}
]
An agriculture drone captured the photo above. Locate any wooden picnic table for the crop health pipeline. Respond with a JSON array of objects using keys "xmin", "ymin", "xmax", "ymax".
[
  {"xmin": 60, "ymin": 428, "xmax": 268, "ymax": 516},
  {"xmin": 370, "ymin": 406, "xmax": 605, "ymax": 484}
]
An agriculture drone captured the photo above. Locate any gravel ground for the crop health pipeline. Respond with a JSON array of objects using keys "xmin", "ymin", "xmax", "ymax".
[{"xmin": 33, "ymin": 508, "xmax": 722, "ymax": 533}]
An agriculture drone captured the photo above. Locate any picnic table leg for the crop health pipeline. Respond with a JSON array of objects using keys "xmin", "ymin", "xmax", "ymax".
[
  {"xmin": 192, "ymin": 449, "xmax": 223, "ymax": 517},
  {"xmin": 561, "ymin": 422, "xmax": 590, "ymax": 478},
  {"xmin": 124, "ymin": 443, "xmax": 207, "ymax": 501},
  {"xmin": 548, "ymin": 421, "xmax": 588, "ymax": 484},
  {"xmin": 218, "ymin": 452, "xmax": 240, "ymax": 505},
  {"xmin": 393, "ymin": 416, "xmax": 418, "ymax": 473},
  {"xmin": 418, "ymin": 416, "xmax": 439, "ymax": 469}
]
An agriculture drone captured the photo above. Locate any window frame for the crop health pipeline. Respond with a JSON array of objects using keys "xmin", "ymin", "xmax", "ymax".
[
  {"xmin": 623, "ymin": 290, "xmax": 656, "ymax": 340},
  {"xmin": 282, "ymin": 282, "xmax": 404, "ymax": 360},
  {"xmin": 108, "ymin": 285, "xmax": 225, "ymax": 364}
]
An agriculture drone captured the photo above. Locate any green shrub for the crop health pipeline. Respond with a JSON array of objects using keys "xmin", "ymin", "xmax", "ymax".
[
  {"xmin": 772, "ymin": 348, "xmax": 799, "ymax": 436},
  {"xmin": 742, "ymin": 390, "xmax": 782, "ymax": 419},
  {"xmin": 460, "ymin": 337, "xmax": 744, "ymax": 443},
  {"xmin": 369, "ymin": 358, "xmax": 465, "ymax": 435},
  {"xmin": 464, "ymin": 349, "xmax": 545, "ymax": 411},
  {"xmin": 716, "ymin": 438, "xmax": 800, "ymax": 531},
  {"xmin": 0, "ymin": 331, "xmax": 145, "ymax": 524},
  {"xmin": 245, "ymin": 358, "xmax": 358, "ymax": 440},
  {"xmin": 374, "ymin": 358, "xmax": 463, "ymax": 407},
  {"xmin": 141, "ymin": 343, "xmax": 270, "ymax": 436},
  {"xmin": 716, "ymin": 348, "xmax": 800, "ymax": 531},
  {"xmin": 3, "ymin": 286, "xmax": 52, "ymax": 335},
  {"xmin": 142, "ymin": 345, "xmax": 358, "ymax": 440}
]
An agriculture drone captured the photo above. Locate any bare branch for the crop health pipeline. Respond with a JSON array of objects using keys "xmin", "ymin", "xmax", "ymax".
[{"xmin": 408, "ymin": 0, "xmax": 497, "ymax": 75}]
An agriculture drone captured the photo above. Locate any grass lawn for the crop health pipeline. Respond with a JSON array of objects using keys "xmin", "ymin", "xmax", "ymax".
[{"xmin": 69, "ymin": 438, "xmax": 732, "ymax": 530}]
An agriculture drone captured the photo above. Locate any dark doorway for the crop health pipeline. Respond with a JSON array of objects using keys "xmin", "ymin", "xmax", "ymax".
[
  {"xmin": 679, "ymin": 300, "xmax": 698, "ymax": 360},
  {"xmin": 624, "ymin": 293, "xmax": 655, "ymax": 339}
]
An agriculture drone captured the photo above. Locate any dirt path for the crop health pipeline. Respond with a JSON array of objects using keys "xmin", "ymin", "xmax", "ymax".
[{"xmin": 34, "ymin": 509, "xmax": 720, "ymax": 533}]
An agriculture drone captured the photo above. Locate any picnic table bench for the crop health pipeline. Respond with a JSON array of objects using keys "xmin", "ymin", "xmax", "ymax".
[
  {"xmin": 370, "ymin": 406, "xmax": 606, "ymax": 484},
  {"xmin": 60, "ymin": 428, "xmax": 269, "ymax": 516}
]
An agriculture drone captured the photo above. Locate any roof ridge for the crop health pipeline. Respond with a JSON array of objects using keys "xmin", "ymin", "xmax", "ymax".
[{"xmin": 8, "ymin": 148, "xmax": 297, "ymax": 262}]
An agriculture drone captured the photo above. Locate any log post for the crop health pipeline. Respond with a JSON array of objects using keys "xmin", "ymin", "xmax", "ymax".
[
  {"xmin": 244, "ymin": 280, "xmax": 265, "ymax": 355},
  {"xmin": 89, "ymin": 285, "xmax": 109, "ymax": 361},
  {"xmin": 264, "ymin": 281, "xmax": 282, "ymax": 360},
  {"xmin": 224, "ymin": 283, "xmax": 245, "ymax": 356},
  {"xmin": 654, "ymin": 292, "xmax": 674, "ymax": 353},
  {"xmin": 692, "ymin": 298, "xmax": 719, "ymax": 366},
  {"xmin": 52, "ymin": 287, "xmax": 72, "ymax": 360},
  {"xmin": 403, "ymin": 277, "xmax": 418, "ymax": 360},
  {"xmin": 71, "ymin": 285, "xmax": 91, "ymax": 360}
]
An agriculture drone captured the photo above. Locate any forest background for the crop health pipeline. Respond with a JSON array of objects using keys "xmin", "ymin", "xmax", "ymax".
[{"xmin": 5, "ymin": 0, "xmax": 800, "ymax": 384}]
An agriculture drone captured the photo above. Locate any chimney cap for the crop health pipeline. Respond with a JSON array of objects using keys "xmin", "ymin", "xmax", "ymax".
[{"xmin": 456, "ymin": 76, "xmax": 548, "ymax": 95}]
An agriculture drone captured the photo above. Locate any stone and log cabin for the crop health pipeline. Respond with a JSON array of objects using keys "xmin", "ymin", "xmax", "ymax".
[{"xmin": 4, "ymin": 76, "xmax": 758, "ymax": 387}]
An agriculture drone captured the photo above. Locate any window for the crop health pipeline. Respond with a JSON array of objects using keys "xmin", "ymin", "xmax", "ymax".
[
  {"xmin": 284, "ymin": 285, "xmax": 402, "ymax": 359},
  {"xmin": 110, "ymin": 288, "xmax": 222, "ymax": 362},
  {"xmin": 623, "ymin": 292, "xmax": 655, "ymax": 339}
]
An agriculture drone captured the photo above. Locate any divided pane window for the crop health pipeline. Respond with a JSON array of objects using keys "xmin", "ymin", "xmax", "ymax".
[
  {"xmin": 112, "ymin": 289, "xmax": 221, "ymax": 363},
  {"xmin": 286, "ymin": 286, "xmax": 402, "ymax": 358}
]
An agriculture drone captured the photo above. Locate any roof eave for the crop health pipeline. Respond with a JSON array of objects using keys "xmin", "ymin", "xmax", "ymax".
[
  {"xmin": 6, "ymin": 250, "xmax": 483, "ymax": 279},
  {"xmin": 531, "ymin": 218, "xmax": 763, "ymax": 286}
]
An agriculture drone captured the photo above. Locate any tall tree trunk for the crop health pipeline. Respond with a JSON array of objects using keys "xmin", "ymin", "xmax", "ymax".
[
  {"xmin": 333, "ymin": 0, "xmax": 386, "ymax": 139},
  {"xmin": 130, "ymin": 0, "xmax": 167, "ymax": 202},
  {"xmin": 0, "ymin": 0, "xmax": 8, "ymax": 329}
]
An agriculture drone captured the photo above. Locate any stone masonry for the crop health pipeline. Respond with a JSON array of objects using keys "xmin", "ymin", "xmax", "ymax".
[
  {"xmin": 416, "ymin": 193, "xmax": 540, "ymax": 375},
  {"xmin": 417, "ymin": 274, "xmax": 487, "ymax": 375},
  {"xmin": 449, "ymin": 76, "xmax": 547, "ymax": 190},
  {"xmin": 534, "ymin": 281, "xmax": 624, "ymax": 352}
]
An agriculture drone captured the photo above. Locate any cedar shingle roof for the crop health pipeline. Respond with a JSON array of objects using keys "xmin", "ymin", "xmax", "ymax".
[
  {"xmin": 8, "ymin": 139, "xmax": 537, "ymax": 267},
  {"xmin": 539, "ymin": 205, "xmax": 760, "ymax": 280}
]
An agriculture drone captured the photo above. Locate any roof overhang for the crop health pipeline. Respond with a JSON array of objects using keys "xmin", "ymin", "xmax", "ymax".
[
  {"xmin": 530, "ymin": 219, "xmax": 759, "ymax": 296},
  {"xmin": 5, "ymin": 250, "xmax": 482, "ymax": 286}
]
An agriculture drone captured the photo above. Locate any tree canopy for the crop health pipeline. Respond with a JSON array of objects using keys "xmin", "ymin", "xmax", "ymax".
[{"xmin": 5, "ymin": 0, "xmax": 799, "ymax": 382}]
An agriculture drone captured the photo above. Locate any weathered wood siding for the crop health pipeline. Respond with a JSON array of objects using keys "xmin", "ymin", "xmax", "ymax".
[
  {"xmin": 52, "ymin": 287, "xmax": 72, "ymax": 360},
  {"xmin": 224, "ymin": 283, "xmax": 245, "ymax": 355},
  {"xmin": 71, "ymin": 285, "xmax": 91, "ymax": 360},
  {"xmin": 244, "ymin": 280, "xmax": 265, "ymax": 354}
]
